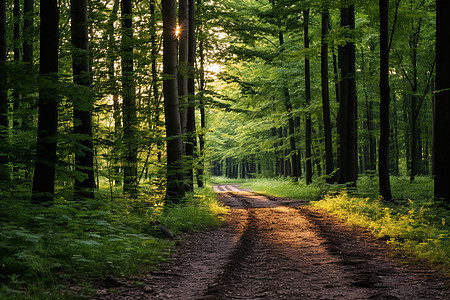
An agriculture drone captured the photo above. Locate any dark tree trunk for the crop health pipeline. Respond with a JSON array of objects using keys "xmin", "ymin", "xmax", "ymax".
[
  {"xmin": 121, "ymin": 0, "xmax": 138, "ymax": 197},
  {"xmin": 392, "ymin": 93, "xmax": 400, "ymax": 175},
  {"xmin": 23, "ymin": 0, "xmax": 33, "ymax": 64},
  {"xmin": 283, "ymin": 127, "xmax": 292, "ymax": 177},
  {"xmin": 197, "ymin": 32, "xmax": 206, "ymax": 188},
  {"xmin": 107, "ymin": 0, "xmax": 121, "ymax": 186},
  {"xmin": 13, "ymin": 0, "xmax": 20, "ymax": 130},
  {"xmin": 278, "ymin": 127, "xmax": 284, "ymax": 177},
  {"xmin": 178, "ymin": 0, "xmax": 188, "ymax": 165},
  {"xmin": 279, "ymin": 31, "xmax": 298, "ymax": 181},
  {"xmin": 304, "ymin": 9, "xmax": 312, "ymax": 185},
  {"xmin": 409, "ymin": 16, "xmax": 421, "ymax": 182},
  {"xmin": 31, "ymin": 0, "xmax": 59, "ymax": 204},
  {"xmin": 434, "ymin": 0, "xmax": 450, "ymax": 205},
  {"xmin": 0, "ymin": 0, "xmax": 8, "ymax": 182},
  {"xmin": 404, "ymin": 97, "xmax": 411, "ymax": 172},
  {"xmin": 338, "ymin": 5, "xmax": 358, "ymax": 186},
  {"xmin": 368, "ymin": 97, "xmax": 376, "ymax": 170},
  {"xmin": 163, "ymin": 0, "xmax": 185, "ymax": 202},
  {"xmin": 379, "ymin": 0, "xmax": 392, "ymax": 200},
  {"xmin": 71, "ymin": 0, "xmax": 95, "ymax": 200},
  {"xmin": 186, "ymin": 0, "xmax": 196, "ymax": 191},
  {"xmin": 321, "ymin": 11, "xmax": 334, "ymax": 183},
  {"xmin": 294, "ymin": 116, "xmax": 302, "ymax": 178},
  {"xmin": 21, "ymin": 0, "xmax": 34, "ymax": 177}
]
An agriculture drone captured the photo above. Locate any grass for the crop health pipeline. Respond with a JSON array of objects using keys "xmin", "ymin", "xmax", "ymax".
[
  {"xmin": 0, "ymin": 186, "xmax": 228, "ymax": 299},
  {"xmin": 240, "ymin": 177, "xmax": 324, "ymax": 200},
  {"xmin": 207, "ymin": 176, "xmax": 250, "ymax": 185},
  {"xmin": 237, "ymin": 175, "xmax": 449, "ymax": 274},
  {"xmin": 312, "ymin": 190, "xmax": 449, "ymax": 273}
]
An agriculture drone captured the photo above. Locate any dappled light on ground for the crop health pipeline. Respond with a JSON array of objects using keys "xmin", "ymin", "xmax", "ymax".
[{"xmin": 95, "ymin": 185, "xmax": 449, "ymax": 299}]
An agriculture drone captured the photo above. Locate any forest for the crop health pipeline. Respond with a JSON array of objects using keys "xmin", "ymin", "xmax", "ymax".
[{"xmin": 0, "ymin": 0, "xmax": 449, "ymax": 298}]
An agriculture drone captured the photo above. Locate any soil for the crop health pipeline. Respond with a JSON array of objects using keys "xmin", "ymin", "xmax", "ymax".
[{"xmin": 94, "ymin": 185, "xmax": 450, "ymax": 299}]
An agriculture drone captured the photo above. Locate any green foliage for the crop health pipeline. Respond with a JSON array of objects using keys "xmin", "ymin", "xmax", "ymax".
[
  {"xmin": 311, "ymin": 190, "xmax": 449, "ymax": 273},
  {"xmin": 160, "ymin": 188, "xmax": 229, "ymax": 234},
  {"xmin": 0, "ymin": 187, "xmax": 227, "ymax": 299}
]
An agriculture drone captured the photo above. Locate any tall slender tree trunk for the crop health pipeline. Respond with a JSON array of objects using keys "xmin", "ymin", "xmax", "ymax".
[
  {"xmin": 31, "ymin": 0, "xmax": 59, "ymax": 204},
  {"xmin": 71, "ymin": 0, "xmax": 95, "ymax": 200},
  {"xmin": 279, "ymin": 31, "xmax": 298, "ymax": 181},
  {"xmin": 121, "ymin": 0, "xmax": 138, "ymax": 197},
  {"xmin": 338, "ymin": 5, "xmax": 358, "ymax": 186},
  {"xmin": 294, "ymin": 116, "xmax": 302, "ymax": 178},
  {"xmin": 0, "ymin": 0, "xmax": 8, "ymax": 182},
  {"xmin": 187, "ymin": 0, "xmax": 197, "ymax": 189},
  {"xmin": 23, "ymin": 0, "xmax": 33, "ymax": 65},
  {"xmin": 379, "ymin": 0, "xmax": 392, "ymax": 200},
  {"xmin": 392, "ymin": 93, "xmax": 400, "ymax": 175},
  {"xmin": 106, "ymin": 0, "xmax": 121, "ymax": 185},
  {"xmin": 283, "ymin": 127, "xmax": 291, "ymax": 177},
  {"xmin": 278, "ymin": 127, "xmax": 284, "ymax": 177},
  {"xmin": 178, "ymin": 0, "xmax": 191, "ymax": 191},
  {"xmin": 163, "ymin": 0, "xmax": 185, "ymax": 202},
  {"xmin": 13, "ymin": 0, "xmax": 20, "ymax": 130},
  {"xmin": 21, "ymin": 0, "xmax": 33, "ymax": 178},
  {"xmin": 403, "ymin": 97, "xmax": 411, "ymax": 172},
  {"xmin": 321, "ymin": 11, "xmax": 334, "ymax": 183},
  {"xmin": 197, "ymin": 29, "xmax": 206, "ymax": 188},
  {"xmin": 304, "ymin": 9, "xmax": 312, "ymax": 185},
  {"xmin": 434, "ymin": 0, "xmax": 450, "ymax": 205},
  {"xmin": 409, "ymin": 15, "xmax": 421, "ymax": 182}
]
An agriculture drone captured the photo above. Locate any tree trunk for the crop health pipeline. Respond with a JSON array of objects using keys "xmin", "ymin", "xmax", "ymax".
[
  {"xmin": 279, "ymin": 31, "xmax": 298, "ymax": 181},
  {"xmin": 106, "ymin": 0, "xmax": 121, "ymax": 186},
  {"xmin": 121, "ymin": 0, "xmax": 138, "ymax": 197},
  {"xmin": 0, "ymin": 0, "xmax": 8, "ymax": 182},
  {"xmin": 186, "ymin": 0, "xmax": 196, "ymax": 191},
  {"xmin": 392, "ymin": 93, "xmax": 400, "ymax": 175},
  {"xmin": 23, "ymin": 0, "xmax": 33, "ymax": 64},
  {"xmin": 278, "ymin": 127, "xmax": 284, "ymax": 176},
  {"xmin": 71, "ymin": 0, "xmax": 95, "ymax": 200},
  {"xmin": 434, "ymin": 0, "xmax": 450, "ymax": 205},
  {"xmin": 409, "ymin": 16, "xmax": 421, "ymax": 182},
  {"xmin": 163, "ymin": 0, "xmax": 185, "ymax": 202},
  {"xmin": 178, "ymin": 0, "xmax": 190, "ymax": 189},
  {"xmin": 321, "ymin": 11, "xmax": 334, "ymax": 183},
  {"xmin": 13, "ymin": 0, "xmax": 20, "ymax": 130},
  {"xmin": 196, "ymin": 28, "xmax": 206, "ymax": 188},
  {"xmin": 31, "ymin": 0, "xmax": 59, "ymax": 204},
  {"xmin": 305, "ymin": 9, "xmax": 312, "ymax": 185},
  {"xmin": 338, "ymin": 5, "xmax": 358, "ymax": 186},
  {"xmin": 379, "ymin": 0, "xmax": 392, "ymax": 200}
]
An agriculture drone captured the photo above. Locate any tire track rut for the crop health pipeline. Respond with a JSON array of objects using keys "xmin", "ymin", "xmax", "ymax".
[{"xmin": 94, "ymin": 185, "xmax": 449, "ymax": 299}]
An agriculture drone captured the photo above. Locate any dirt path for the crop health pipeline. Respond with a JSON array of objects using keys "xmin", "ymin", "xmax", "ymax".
[{"xmin": 95, "ymin": 185, "xmax": 449, "ymax": 299}]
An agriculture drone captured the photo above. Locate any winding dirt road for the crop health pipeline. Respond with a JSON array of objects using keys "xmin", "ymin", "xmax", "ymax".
[{"xmin": 95, "ymin": 185, "xmax": 449, "ymax": 299}]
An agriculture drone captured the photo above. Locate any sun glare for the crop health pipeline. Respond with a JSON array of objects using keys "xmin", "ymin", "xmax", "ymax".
[{"xmin": 175, "ymin": 25, "xmax": 180, "ymax": 37}]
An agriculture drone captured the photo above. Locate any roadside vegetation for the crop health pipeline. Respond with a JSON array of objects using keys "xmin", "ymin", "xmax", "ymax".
[
  {"xmin": 235, "ymin": 176, "xmax": 449, "ymax": 274},
  {"xmin": 0, "ymin": 186, "xmax": 228, "ymax": 299}
]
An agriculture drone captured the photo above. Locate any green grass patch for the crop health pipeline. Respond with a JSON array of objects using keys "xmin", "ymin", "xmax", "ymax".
[
  {"xmin": 0, "ymin": 186, "xmax": 228, "ymax": 299},
  {"xmin": 240, "ymin": 177, "xmax": 325, "ymax": 201},
  {"xmin": 208, "ymin": 176, "xmax": 250, "ymax": 185},
  {"xmin": 311, "ymin": 190, "xmax": 449, "ymax": 273}
]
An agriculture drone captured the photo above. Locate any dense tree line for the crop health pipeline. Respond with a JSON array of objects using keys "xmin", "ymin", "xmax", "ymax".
[
  {"xmin": 0, "ymin": 0, "xmax": 448, "ymax": 206},
  {"xmin": 207, "ymin": 0, "xmax": 448, "ymax": 205},
  {"xmin": 0, "ymin": 0, "xmax": 211, "ymax": 205}
]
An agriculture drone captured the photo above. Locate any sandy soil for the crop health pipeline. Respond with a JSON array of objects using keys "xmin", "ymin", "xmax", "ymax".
[{"xmin": 94, "ymin": 185, "xmax": 449, "ymax": 299}]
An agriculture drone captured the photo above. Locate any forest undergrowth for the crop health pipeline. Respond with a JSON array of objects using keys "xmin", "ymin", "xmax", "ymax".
[
  {"xmin": 0, "ymin": 185, "xmax": 228, "ymax": 299},
  {"xmin": 237, "ymin": 175, "xmax": 449, "ymax": 274}
]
